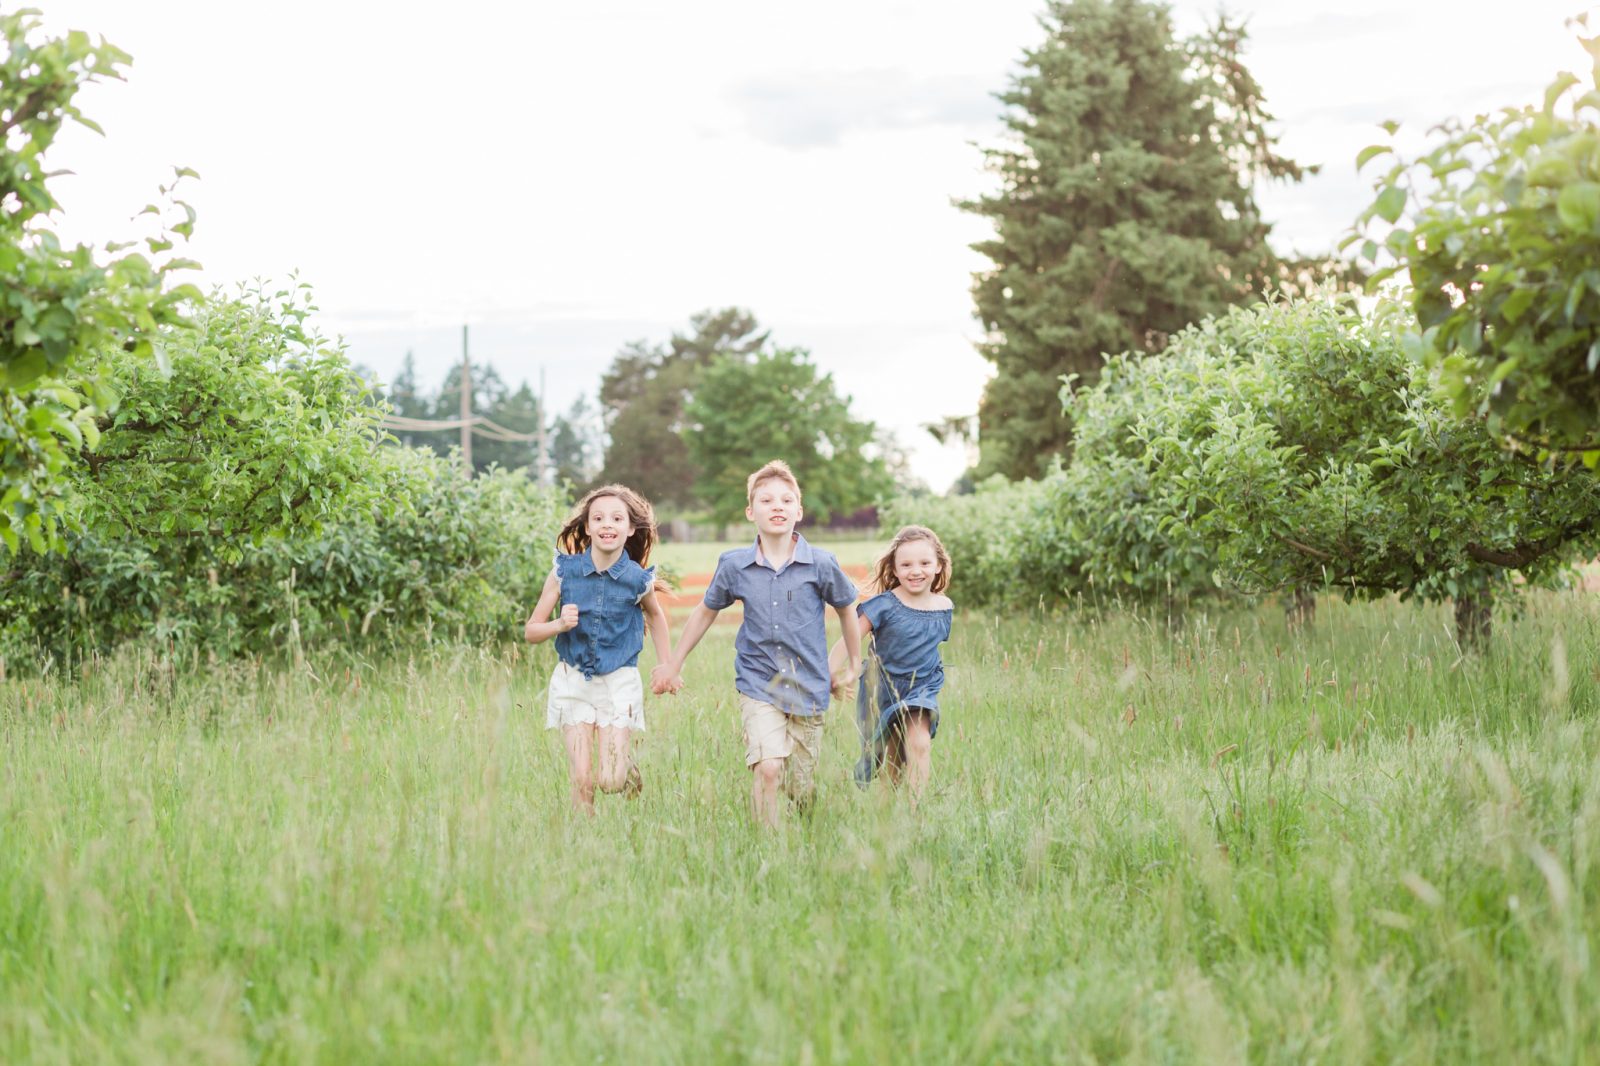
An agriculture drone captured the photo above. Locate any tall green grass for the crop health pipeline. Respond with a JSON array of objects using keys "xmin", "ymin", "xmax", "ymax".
[{"xmin": 3, "ymin": 592, "xmax": 1597, "ymax": 1063}]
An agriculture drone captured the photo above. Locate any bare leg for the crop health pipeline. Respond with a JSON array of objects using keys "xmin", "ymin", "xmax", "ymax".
[
  {"xmin": 596, "ymin": 725, "xmax": 637, "ymax": 795},
  {"xmin": 881, "ymin": 722, "xmax": 906, "ymax": 788},
  {"xmin": 751, "ymin": 758, "xmax": 784, "ymax": 828},
  {"xmin": 562, "ymin": 724, "xmax": 596, "ymax": 814},
  {"xmin": 901, "ymin": 710, "xmax": 933, "ymax": 804}
]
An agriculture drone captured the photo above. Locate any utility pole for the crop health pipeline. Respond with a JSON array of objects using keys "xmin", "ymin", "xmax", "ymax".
[{"xmin": 460, "ymin": 324, "xmax": 473, "ymax": 475}]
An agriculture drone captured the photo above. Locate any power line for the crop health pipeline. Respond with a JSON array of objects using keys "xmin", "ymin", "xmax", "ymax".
[
  {"xmin": 379, "ymin": 323, "xmax": 547, "ymax": 472},
  {"xmin": 379, "ymin": 414, "xmax": 540, "ymax": 442}
]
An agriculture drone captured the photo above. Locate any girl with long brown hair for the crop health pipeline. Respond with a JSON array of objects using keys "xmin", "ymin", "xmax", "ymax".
[{"xmin": 525, "ymin": 484, "xmax": 680, "ymax": 813}]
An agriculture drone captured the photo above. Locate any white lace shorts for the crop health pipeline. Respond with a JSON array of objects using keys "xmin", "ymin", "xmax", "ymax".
[{"xmin": 545, "ymin": 661, "xmax": 646, "ymax": 731}]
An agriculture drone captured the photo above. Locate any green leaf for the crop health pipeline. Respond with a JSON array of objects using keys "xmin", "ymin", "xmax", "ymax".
[
  {"xmin": 1500, "ymin": 289, "xmax": 1535, "ymax": 324},
  {"xmin": 1487, "ymin": 355, "xmax": 1521, "ymax": 386},
  {"xmin": 1356, "ymin": 144, "xmax": 1392, "ymax": 171},
  {"xmin": 1526, "ymin": 155, "xmax": 1578, "ymax": 187},
  {"xmin": 1557, "ymin": 181, "xmax": 1600, "ymax": 232},
  {"xmin": 1568, "ymin": 274, "xmax": 1590, "ymax": 321},
  {"xmin": 1375, "ymin": 186, "xmax": 1407, "ymax": 224},
  {"xmin": 1364, "ymin": 264, "xmax": 1403, "ymax": 288},
  {"xmin": 1545, "ymin": 72, "xmax": 1580, "ymax": 113}
]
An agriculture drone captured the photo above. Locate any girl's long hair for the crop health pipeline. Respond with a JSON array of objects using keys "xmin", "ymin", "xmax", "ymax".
[
  {"xmin": 556, "ymin": 484, "xmax": 671, "ymax": 595},
  {"xmin": 870, "ymin": 525, "xmax": 952, "ymax": 595}
]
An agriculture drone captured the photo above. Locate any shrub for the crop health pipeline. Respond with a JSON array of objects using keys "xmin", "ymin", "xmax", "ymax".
[
  {"xmin": 1054, "ymin": 294, "xmax": 1600, "ymax": 641},
  {"xmin": 0, "ymin": 289, "xmax": 565, "ymax": 666}
]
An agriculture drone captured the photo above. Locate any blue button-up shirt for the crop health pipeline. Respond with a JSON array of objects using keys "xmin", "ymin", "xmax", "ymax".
[{"xmin": 703, "ymin": 534, "xmax": 858, "ymax": 716}]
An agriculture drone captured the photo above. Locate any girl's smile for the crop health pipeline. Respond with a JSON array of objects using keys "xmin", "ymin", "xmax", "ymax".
[
  {"xmin": 587, "ymin": 496, "xmax": 634, "ymax": 559},
  {"xmin": 893, "ymin": 542, "xmax": 941, "ymax": 598}
]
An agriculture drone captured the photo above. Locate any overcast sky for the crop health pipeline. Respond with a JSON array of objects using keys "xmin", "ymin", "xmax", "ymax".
[{"xmin": 33, "ymin": 0, "xmax": 1595, "ymax": 490}]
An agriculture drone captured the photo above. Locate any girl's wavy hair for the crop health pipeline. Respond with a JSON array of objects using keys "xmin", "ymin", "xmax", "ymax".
[
  {"xmin": 871, "ymin": 525, "xmax": 951, "ymax": 595},
  {"xmin": 556, "ymin": 484, "xmax": 671, "ymax": 595}
]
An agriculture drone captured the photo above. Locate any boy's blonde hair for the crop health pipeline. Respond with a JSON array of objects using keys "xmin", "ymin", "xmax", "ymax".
[{"xmin": 746, "ymin": 459, "xmax": 802, "ymax": 505}]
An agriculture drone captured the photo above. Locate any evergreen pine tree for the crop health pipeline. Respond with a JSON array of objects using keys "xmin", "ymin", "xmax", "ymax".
[
  {"xmin": 961, "ymin": 0, "xmax": 1310, "ymax": 479},
  {"xmin": 548, "ymin": 396, "xmax": 602, "ymax": 490},
  {"xmin": 386, "ymin": 349, "xmax": 424, "ymax": 447}
]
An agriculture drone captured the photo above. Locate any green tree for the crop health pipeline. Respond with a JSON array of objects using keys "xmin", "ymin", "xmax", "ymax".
[
  {"xmin": 1049, "ymin": 295, "xmax": 1600, "ymax": 645},
  {"xmin": 598, "ymin": 308, "xmax": 767, "ymax": 508},
  {"xmin": 431, "ymin": 360, "xmax": 506, "ymax": 429},
  {"xmin": 382, "ymin": 349, "xmax": 428, "ymax": 447},
  {"xmin": 0, "ymin": 11, "xmax": 200, "ymax": 554},
  {"xmin": 685, "ymin": 348, "xmax": 892, "ymax": 525},
  {"xmin": 549, "ymin": 395, "xmax": 601, "ymax": 490},
  {"xmin": 1353, "ymin": 26, "xmax": 1600, "ymax": 460},
  {"xmin": 961, "ymin": 0, "xmax": 1312, "ymax": 480},
  {"xmin": 473, "ymin": 379, "xmax": 542, "ymax": 475}
]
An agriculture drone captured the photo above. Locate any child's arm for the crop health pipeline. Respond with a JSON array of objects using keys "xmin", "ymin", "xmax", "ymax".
[
  {"xmin": 828, "ymin": 612, "xmax": 873, "ymax": 698},
  {"xmin": 523, "ymin": 572, "xmax": 578, "ymax": 644},
  {"xmin": 660, "ymin": 602, "xmax": 720, "ymax": 683},
  {"xmin": 830, "ymin": 601, "xmax": 863, "ymax": 695},
  {"xmin": 640, "ymin": 589, "xmax": 684, "ymax": 694},
  {"xmin": 669, "ymin": 602, "xmax": 720, "ymax": 666},
  {"xmin": 657, "ymin": 556, "xmax": 733, "ymax": 692}
]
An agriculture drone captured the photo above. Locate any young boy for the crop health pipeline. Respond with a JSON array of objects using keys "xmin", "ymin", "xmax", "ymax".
[{"xmin": 653, "ymin": 460, "xmax": 861, "ymax": 826}]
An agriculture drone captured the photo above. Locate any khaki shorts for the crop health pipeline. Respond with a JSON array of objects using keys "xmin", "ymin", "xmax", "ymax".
[{"xmin": 739, "ymin": 694, "xmax": 824, "ymax": 803}]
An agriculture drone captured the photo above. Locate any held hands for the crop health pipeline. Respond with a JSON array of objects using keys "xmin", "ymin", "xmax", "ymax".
[
  {"xmin": 830, "ymin": 667, "xmax": 857, "ymax": 701},
  {"xmin": 558, "ymin": 604, "xmax": 580, "ymax": 632},
  {"xmin": 650, "ymin": 663, "xmax": 684, "ymax": 696}
]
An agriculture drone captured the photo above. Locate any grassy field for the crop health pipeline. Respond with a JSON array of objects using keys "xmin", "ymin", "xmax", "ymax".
[{"xmin": 3, "ymin": 588, "xmax": 1599, "ymax": 1063}]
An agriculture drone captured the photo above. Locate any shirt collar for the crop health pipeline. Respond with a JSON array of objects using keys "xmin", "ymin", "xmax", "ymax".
[
  {"xmin": 748, "ymin": 533, "xmax": 813, "ymax": 571},
  {"xmin": 579, "ymin": 547, "xmax": 632, "ymax": 578}
]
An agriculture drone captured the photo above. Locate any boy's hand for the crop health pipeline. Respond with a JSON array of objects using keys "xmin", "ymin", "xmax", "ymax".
[
  {"xmin": 650, "ymin": 664, "xmax": 683, "ymax": 695},
  {"xmin": 830, "ymin": 667, "xmax": 857, "ymax": 700},
  {"xmin": 558, "ymin": 604, "xmax": 580, "ymax": 631}
]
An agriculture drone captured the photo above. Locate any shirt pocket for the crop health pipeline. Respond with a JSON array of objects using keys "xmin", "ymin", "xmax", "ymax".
[{"xmin": 785, "ymin": 579, "xmax": 824, "ymax": 625}]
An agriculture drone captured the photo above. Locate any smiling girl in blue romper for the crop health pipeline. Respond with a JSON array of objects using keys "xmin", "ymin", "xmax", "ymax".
[{"xmin": 829, "ymin": 525, "xmax": 953, "ymax": 801}]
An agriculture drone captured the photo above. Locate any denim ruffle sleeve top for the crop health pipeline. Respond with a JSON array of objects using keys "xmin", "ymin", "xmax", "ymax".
[{"xmin": 552, "ymin": 549, "xmax": 655, "ymax": 678}]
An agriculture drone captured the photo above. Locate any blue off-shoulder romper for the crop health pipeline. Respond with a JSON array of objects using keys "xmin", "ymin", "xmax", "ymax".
[{"xmin": 854, "ymin": 591, "xmax": 953, "ymax": 785}]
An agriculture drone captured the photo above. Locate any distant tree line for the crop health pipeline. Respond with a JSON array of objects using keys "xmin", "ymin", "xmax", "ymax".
[{"xmin": 380, "ymin": 356, "xmax": 604, "ymax": 489}]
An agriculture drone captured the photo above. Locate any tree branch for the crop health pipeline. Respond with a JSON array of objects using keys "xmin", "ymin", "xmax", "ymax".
[
  {"xmin": 1089, "ymin": 257, "xmax": 1124, "ymax": 312},
  {"xmin": 1275, "ymin": 532, "xmax": 1334, "ymax": 561},
  {"xmin": 1465, "ymin": 511, "xmax": 1600, "ymax": 568}
]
